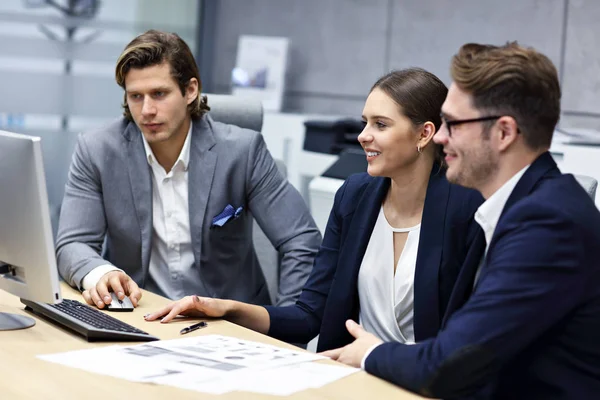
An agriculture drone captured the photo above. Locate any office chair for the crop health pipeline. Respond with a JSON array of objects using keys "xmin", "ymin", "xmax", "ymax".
[
  {"xmin": 574, "ymin": 174, "xmax": 598, "ymax": 201},
  {"xmin": 206, "ymin": 93, "xmax": 263, "ymax": 133},
  {"xmin": 205, "ymin": 94, "xmax": 280, "ymax": 304}
]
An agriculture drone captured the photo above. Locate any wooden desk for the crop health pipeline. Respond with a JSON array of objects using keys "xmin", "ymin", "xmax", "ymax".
[{"xmin": 0, "ymin": 283, "xmax": 426, "ymax": 399}]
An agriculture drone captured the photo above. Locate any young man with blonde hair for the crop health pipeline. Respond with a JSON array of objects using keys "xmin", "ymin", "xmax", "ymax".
[
  {"xmin": 56, "ymin": 30, "xmax": 321, "ymax": 309},
  {"xmin": 325, "ymin": 42, "xmax": 600, "ymax": 399}
]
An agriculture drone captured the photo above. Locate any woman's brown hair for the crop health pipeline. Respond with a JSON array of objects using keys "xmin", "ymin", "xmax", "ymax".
[{"xmin": 371, "ymin": 68, "xmax": 448, "ymax": 166}]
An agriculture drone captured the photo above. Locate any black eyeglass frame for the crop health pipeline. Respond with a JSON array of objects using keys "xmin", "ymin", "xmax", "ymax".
[{"xmin": 440, "ymin": 115, "xmax": 502, "ymax": 137}]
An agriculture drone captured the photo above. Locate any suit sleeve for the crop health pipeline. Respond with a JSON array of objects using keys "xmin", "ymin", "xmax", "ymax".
[
  {"xmin": 365, "ymin": 203, "xmax": 587, "ymax": 398},
  {"xmin": 55, "ymin": 134, "xmax": 112, "ymax": 289},
  {"xmin": 245, "ymin": 132, "xmax": 322, "ymax": 307},
  {"xmin": 266, "ymin": 178, "xmax": 350, "ymax": 343}
]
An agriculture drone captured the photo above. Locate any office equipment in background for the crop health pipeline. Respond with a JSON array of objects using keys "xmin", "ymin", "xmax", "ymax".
[
  {"xmin": 232, "ymin": 35, "xmax": 289, "ymax": 112},
  {"xmin": 303, "ymin": 118, "xmax": 364, "ymax": 155},
  {"xmin": 302, "ymin": 120, "xmax": 364, "ymax": 217},
  {"xmin": 321, "ymin": 148, "xmax": 367, "ymax": 179},
  {"xmin": 0, "ymin": 130, "xmax": 62, "ymax": 330},
  {"xmin": 309, "ymin": 149, "xmax": 367, "ymax": 234},
  {"xmin": 0, "ymin": 130, "xmax": 156, "ymax": 341}
]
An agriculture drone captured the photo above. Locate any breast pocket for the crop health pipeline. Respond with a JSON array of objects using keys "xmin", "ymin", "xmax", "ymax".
[{"xmin": 210, "ymin": 214, "xmax": 249, "ymax": 243}]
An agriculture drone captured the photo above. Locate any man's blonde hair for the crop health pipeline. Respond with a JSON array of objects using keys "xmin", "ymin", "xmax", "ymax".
[
  {"xmin": 451, "ymin": 42, "xmax": 560, "ymax": 149},
  {"xmin": 115, "ymin": 30, "xmax": 210, "ymax": 121}
]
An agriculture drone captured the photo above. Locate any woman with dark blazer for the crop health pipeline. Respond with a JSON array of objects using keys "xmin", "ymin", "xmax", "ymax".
[{"xmin": 146, "ymin": 68, "xmax": 484, "ymax": 353}]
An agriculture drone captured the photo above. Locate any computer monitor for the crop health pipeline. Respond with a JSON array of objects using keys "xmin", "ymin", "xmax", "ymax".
[{"xmin": 0, "ymin": 130, "xmax": 62, "ymax": 331}]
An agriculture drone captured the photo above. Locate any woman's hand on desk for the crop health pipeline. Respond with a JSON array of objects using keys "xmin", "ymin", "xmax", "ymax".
[
  {"xmin": 146, "ymin": 296, "xmax": 271, "ymax": 335},
  {"xmin": 144, "ymin": 295, "xmax": 231, "ymax": 323}
]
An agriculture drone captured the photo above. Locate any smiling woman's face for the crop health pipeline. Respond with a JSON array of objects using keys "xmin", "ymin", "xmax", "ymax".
[{"xmin": 357, "ymin": 88, "xmax": 421, "ymax": 178}]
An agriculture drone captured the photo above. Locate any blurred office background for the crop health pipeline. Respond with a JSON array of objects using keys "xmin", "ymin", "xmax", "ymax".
[
  {"xmin": 200, "ymin": 0, "xmax": 600, "ymax": 130},
  {"xmin": 2, "ymin": 0, "xmax": 598, "ymax": 133},
  {"xmin": 1, "ymin": 0, "xmax": 599, "ymax": 221},
  {"xmin": 0, "ymin": 0, "xmax": 198, "ymax": 132}
]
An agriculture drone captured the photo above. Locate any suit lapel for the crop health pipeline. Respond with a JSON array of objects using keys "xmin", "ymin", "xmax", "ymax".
[
  {"xmin": 441, "ymin": 152, "xmax": 557, "ymax": 326},
  {"xmin": 413, "ymin": 168, "xmax": 449, "ymax": 341},
  {"xmin": 188, "ymin": 116, "xmax": 217, "ymax": 276},
  {"xmin": 442, "ymin": 227, "xmax": 485, "ymax": 327},
  {"xmin": 318, "ymin": 177, "xmax": 389, "ymax": 351},
  {"xmin": 498, "ymin": 152, "xmax": 557, "ymax": 221},
  {"xmin": 124, "ymin": 123, "xmax": 152, "ymax": 286},
  {"xmin": 343, "ymin": 177, "xmax": 390, "ymax": 289}
]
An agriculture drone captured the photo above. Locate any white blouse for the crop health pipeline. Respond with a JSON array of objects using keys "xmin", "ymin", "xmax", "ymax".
[{"xmin": 358, "ymin": 206, "xmax": 421, "ymax": 344}]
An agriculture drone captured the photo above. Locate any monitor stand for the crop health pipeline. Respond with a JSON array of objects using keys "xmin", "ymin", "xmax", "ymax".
[{"xmin": 0, "ymin": 312, "xmax": 35, "ymax": 331}]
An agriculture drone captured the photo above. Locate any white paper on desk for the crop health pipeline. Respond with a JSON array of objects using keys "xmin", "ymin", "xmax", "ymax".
[
  {"xmin": 38, "ymin": 342, "xmax": 234, "ymax": 383},
  {"xmin": 226, "ymin": 362, "xmax": 359, "ymax": 396},
  {"xmin": 149, "ymin": 334, "xmax": 324, "ymax": 369},
  {"xmin": 157, "ymin": 374, "xmax": 238, "ymax": 395},
  {"xmin": 37, "ymin": 334, "xmax": 325, "ymax": 391},
  {"xmin": 153, "ymin": 368, "xmax": 245, "ymax": 395},
  {"xmin": 38, "ymin": 345, "xmax": 181, "ymax": 382},
  {"xmin": 153, "ymin": 360, "xmax": 359, "ymax": 396},
  {"xmin": 133, "ymin": 335, "xmax": 328, "ymax": 395}
]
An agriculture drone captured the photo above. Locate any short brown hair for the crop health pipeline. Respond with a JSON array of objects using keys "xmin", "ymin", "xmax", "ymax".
[
  {"xmin": 115, "ymin": 30, "xmax": 210, "ymax": 120},
  {"xmin": 450, "ymin": 42, "xmax": 560, "ymax": 150},
  {"xmin": 371, "ymin": 68, "xmax": 448, "ymax": 166}
]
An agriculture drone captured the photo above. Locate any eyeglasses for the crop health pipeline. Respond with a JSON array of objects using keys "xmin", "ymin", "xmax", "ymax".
[{"xmin": 440, "ymin": 115, "xmax": 501, "ymax": 137}]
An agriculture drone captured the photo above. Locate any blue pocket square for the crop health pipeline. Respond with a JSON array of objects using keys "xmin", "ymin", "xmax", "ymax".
[{"xmin": 212, "ymin": 204, "xmax": 243, "ymax": 227}]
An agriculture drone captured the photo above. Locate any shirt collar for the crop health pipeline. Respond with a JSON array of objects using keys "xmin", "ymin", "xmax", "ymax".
[
  {"xmin": 141, "ymin": 122, "xmax": 193, "ymax": 171},
  {"xmin": 475, "ymin": 164, "xmax": 530, "ymax": 247}
]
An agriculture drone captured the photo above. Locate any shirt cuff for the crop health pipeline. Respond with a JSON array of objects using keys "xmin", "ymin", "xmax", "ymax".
[
  {"xmin": 81, "ymin": 264, "xmax": 122, "ymax": 291},
  {"xmin": 361, "ymin": 343, "xmax": 383, "ymax": 370}
]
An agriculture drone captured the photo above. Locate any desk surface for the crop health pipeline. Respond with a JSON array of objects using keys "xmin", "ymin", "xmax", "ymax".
[{"xmin": 0, "ymin": 283, "xmax": 426, "ymax": 400}]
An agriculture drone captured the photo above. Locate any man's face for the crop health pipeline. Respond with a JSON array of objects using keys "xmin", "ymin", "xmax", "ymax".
[
  {"xmin": 124, "ymin": 62, "xmax": 197, "ymax": 146},
  {"xmin": 433, "ymin": 83, "xmax": 498, "ymax": 191}
]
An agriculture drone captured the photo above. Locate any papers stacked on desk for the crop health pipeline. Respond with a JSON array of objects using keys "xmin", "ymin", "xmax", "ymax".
[{"xmin": 38, "ymin": 334, "xmax": 358, "ymax": 396}]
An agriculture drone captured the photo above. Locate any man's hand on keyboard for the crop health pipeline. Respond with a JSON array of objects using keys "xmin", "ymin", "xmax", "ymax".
[{"xmin": 82, "ymin": 271, "xmax": 142, "ymax": 309}]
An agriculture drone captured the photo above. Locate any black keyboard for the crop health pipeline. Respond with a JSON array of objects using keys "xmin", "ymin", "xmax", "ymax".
[{"xmin": 21, "ymin": 298, "xmax": 159, "ymax": 342}]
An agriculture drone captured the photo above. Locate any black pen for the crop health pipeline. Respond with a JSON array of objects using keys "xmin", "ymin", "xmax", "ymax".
[{"xmin": 180, "ymin": 321, "xmax": 208, "ymax": 335}]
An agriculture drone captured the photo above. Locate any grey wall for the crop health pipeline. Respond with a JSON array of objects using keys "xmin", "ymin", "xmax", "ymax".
[{"xmin": 202, "ymin": 0, "xmax": 600, "ymax": 129}]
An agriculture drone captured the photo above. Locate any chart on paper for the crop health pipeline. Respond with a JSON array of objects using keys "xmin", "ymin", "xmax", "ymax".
[{"xmin": 38, "ymin": 334, "xmax": 358, "ymax": 395}]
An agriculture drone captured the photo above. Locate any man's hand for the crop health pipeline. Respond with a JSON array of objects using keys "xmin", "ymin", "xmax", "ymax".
[
  {"xmin": 144, "ymin": 295, "xmax": 231, "ymax": 323},
  {"xmin": 82, "ymin": 271, "xmax": 142, "ymax": 309},
  {"xmin": 320, "ymin": 320, "xmax": 383, "ymax": 368}
]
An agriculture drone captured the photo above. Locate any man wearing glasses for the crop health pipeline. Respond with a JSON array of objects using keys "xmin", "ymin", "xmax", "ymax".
[{"xmin": 323, "ymin": 42, "xmax": 600, "ymax": 399}]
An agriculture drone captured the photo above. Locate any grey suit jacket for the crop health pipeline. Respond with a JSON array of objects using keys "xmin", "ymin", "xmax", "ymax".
[{"xmin": 56, "ymin": 114, "xmax": 321, "ymax": 306}]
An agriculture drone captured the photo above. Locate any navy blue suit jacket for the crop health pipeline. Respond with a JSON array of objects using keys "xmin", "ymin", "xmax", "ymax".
[
  {"xmin": 366, "ymin": 153, "xmax": 600, "ymax": 399},
  {"xmin": 266, "ymin": 165, "xmax": 484, "ymax": 351}
]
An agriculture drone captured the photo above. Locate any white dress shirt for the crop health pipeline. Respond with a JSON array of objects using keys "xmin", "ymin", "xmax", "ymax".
[
  {"xmin": 361, "ymin": 166, "xmax": 532, "ymax": 369},
  {"xmin": 82, "ymin": 124, "xmax": 195, "ymax": 300},
  {"xmin": 359, "ymin": 206, "xmax": 420, "ymax": 368},
  {"xmin": 473, "ymin": 164, "xmax": 530, "ymax": 285}
]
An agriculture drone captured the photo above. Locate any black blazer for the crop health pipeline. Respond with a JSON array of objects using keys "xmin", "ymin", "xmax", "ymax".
[
  {"xmin": 266, "ymin": 165, "xmax": 484, "ymax": 351},
  {"xmin": 365, "ymin": 153, "xmax": 600, "ymax": 399}
]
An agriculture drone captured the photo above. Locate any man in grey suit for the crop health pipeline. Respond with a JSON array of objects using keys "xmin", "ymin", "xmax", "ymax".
[{"xmin": 56, "ymin": 30, "xmax": 321, "ymax": 309}]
